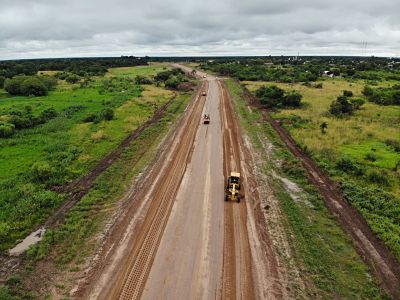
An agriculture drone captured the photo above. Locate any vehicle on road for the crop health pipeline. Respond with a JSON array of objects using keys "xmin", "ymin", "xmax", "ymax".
[
  {"xmin": 202, "ymin": 91, "xmax": 206, "ymax": 96},
  {"xmin": 203, "ymin": 75, "xmax": 207, "ymax": 78},
  {"xmin": 225, "ymin": 172, "xmax": 241, "ymax": 202},
  {"xmin": 203, "ymin": 113, "xmax": 210, "ymax": 124}
]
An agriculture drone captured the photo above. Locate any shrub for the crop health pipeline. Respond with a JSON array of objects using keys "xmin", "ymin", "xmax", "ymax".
[
  {"xmin": 101, "ymin": 108, "xmax": 114, "ymax": 120},
  {"xmin": 4, "ymin": 76, "xmax": 26, "ymax": 95},
  {"xmin": 362, "ymin": 86, "xmax": 374, "ymax": 97},
  {"xmin": 134, "ymin": 75, "xmax": 152, "ymax": 85},
  {"xmin": 329, "ymin": 96, "xmax": 354, "ymax": 116},
  {"xmin": 65, "ymin": 74, "xmax": 81, "ymax": 84},
  {"xmin": 31, "ymin": 161, "xmax": 53, "ymax": 182},
  {"xmin": 282, "ymin": 91, "xmax": 302, "ymax": 107},
  {"xmin": 385, "ymin": 139, "xmax": 400, "ymax": 152},
  {"xmin": 256, "ymin": 85, "xmax": 285, "ymax": 107},
  {"xmin": 365, "ymin": 153, "xmax": 377, "ymax": 162},
  {"xmin": 336, "ymin": 158, "xmax": 356, "ymax": 173},
  {"xmin": 343, "ymin": 90, "xmax": 354, "ymax": 97},
  {"xmin": 83, "ymin": 113, "xmax": 97, "ymax": 123},
  {"xmin": 165, "ymin": 76, "xmax": 181, "ymax": 89},
  {"xmin": 0, "ymin": 122, "xmax": 15, "ymax": 138},
  {"xmin": 0, "ymin": 75, "xmax": 5, "ymax": 89},
  {"xmin": 40, "ymin": 107, "xmax": 58, "ymax": 121},
  {"xmin": 20, "ymin": 77, "xmax": 48, "ymax": 96},
  {"xmin": 349, "ymin": 98, "xmax": 365, "ymax": 110},
  {"xmin": 368, "ymin": 170, "xmax": 390, "ymax": 186}
]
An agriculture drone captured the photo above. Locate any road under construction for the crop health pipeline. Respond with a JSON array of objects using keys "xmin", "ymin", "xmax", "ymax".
[{"xmin": 76, "ymin": 67, "xmax": 283, "ymax": 299}]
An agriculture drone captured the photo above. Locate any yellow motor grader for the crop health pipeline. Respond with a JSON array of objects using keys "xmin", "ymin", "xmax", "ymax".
[{"xmin": 224, "ymin": 172, "xmax": 241, "ymax": 203}]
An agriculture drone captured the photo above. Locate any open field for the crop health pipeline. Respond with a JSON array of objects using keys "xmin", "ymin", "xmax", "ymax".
[
  {"xmin": 0, "ymin": 64, "xmax": 176, "ymax": 252},
  {"xmin": 244, "ymin": 78, "xmax": 400, "ymax": 263}
]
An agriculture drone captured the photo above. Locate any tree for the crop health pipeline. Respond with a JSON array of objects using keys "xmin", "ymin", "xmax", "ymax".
[
  {"xmin": 20, "ymin": 77, "xmax": 48, "ymax": 96},
  {"xmin": 343, "ymin": 90, "xmax": 353, "ymax": 97},
  {"xmin": 165, "ymin": 76, "xmax": 181, "ymax": 89},
  {"xmin": 134, "ymin": 75, "xmax": 152, "ymax": 85},
  {"xmin": 4, "ymin": 76, "xmax": 26, "ymax": 95},
  {"xmin": 329, "ymin": 96, "xmax": 354, "ymax": 116},
  {"xmin": 282, "ymin": 91, "xmax": 302, "ymax": 107},
  {"xmin": 65, "ymin": 74, "xmax": 81, "ymax": 84},
  {"xmin": 362, "ymin": 86, "xmax": 374, "ymax": 97},
  {"xmin": 320, "ymin": 122, "xmax": 328, "ymax": 134},
  {"xmin": 0, "ymin": 76, "xmax": 5, "ymax": 89},
  {"xmin": 256, "ymin": 85, "xmax": 285, "ymax": 107}
]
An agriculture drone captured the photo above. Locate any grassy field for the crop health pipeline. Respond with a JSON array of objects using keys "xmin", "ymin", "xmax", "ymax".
[
  {"xmin": 226, "ymin": 79, "xmax": 384, "ymax": 299},
  {"xmin": 243, "ymin": 78, "xmax": 400, "ymax": 263},
  {"xmin": 0, "ymin": 64, "xmax": 177, "ymax": 252}
]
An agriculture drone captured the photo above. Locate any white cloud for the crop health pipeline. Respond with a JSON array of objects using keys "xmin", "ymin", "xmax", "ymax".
[{"xmin": 0, "ymin": 0, "xmax": 399, "ymax": 59}]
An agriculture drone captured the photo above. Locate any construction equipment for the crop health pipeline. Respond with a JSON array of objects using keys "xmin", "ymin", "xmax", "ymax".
[
  {"xmin": 225, "ymin": 172, "xmax": 241, "ymax": 202},
  {"xmin": 203, "ymin": 113, "xmax": 210, "ymax": 124}
]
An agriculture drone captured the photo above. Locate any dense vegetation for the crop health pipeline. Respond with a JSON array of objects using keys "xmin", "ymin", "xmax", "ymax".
[
  {"xmin": 255, "ymin": 85, "xmax": 302, "ymax": 108},
  {"xmin": 0, "ymin": 56, "xmax": 148, "ymax": 79},
  {"xmin": 4, "ymin": 75, "xmax": 57, "ymax": 96},
  {"xmin": 200, "ymin": 56, "xmax": 400, "ymax": 83},
  {"xmin": 363, "ymin": 84, "xmax": 400, "ymax": 105}
]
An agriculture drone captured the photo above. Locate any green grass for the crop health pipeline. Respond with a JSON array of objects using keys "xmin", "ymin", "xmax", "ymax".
[
  {"xmin": 106, "ymin": 62, "xmax": 170, "ymax": 78},
  {"xmin": 340, "ymin": 141, "xmax": 399, "ymax": 169},
  {"xmin": 243, "ymin": 77, "xmax": 400, "ymax": 262},
  {"xmin": 0, "ymin": 65, "xmax": 175, "ymax": 252},
  {"xmin": 243, "ymin": 79, "xmax": 400, "ymax": 192},
  {"xmin": 226, "ymin": 79, "xmax": 384, "ymax": 299}
]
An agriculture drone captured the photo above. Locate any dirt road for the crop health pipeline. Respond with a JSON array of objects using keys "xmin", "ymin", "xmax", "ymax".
[{"xmin": 78, "ymin": 70, "xmax": 281, "ymax": 299}]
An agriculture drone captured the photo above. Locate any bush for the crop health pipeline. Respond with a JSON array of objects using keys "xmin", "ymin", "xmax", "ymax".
[
  {"xmin": 65, "ymin": 74, "xmax": 81, "ymax": 84},
  {"xmin": 362, "ymin": 86, "xmax": 374, "ymax": 97},
  {"xmin": 329, "ymin": 96, "xmax": 354, "ymax": 116},
  {"xmin": 349, "ymin": 98, "xmax": 365, "ymax": 110},
  {"xmin": 134, "ymin": 75, "xmax": 152, "ymax": 85},
  {"xmin": 256, "ymin": 85, "xmax": 285, "ymax": 107},
  {"xmin": 4, "ymin": 76, "xmax": 25, "ymax": 95},
  {"xmin": 83, "ymin": 113, "xmax": 97, "ymax": 123},
  {"xmin": 4, "ymin": 75, "xmax": 53, "ymax": 96},
  {"xmin": 385, "ymin": 139, "xmax": 400, "ymax": 152},
  {"xmin": 0, "ymin": 122, "xmax": 15, "ymax": 138},
  {"xmin": 365, "ymin": 153, "xmax": 377, "ymax": 162},
  {"xmin": 343, "ymin": 90, "xmax": 353, "ymax": 97},
  {"xmin": 31, "ymin": 161, "xmax": 53, "ymax": 182},
  {"xmin": 165, "ymin": 76, "xmax": 181, "ymax": 89},
  {"xmin": 336, "ymin": 158, "xmax": 356, "ymax": 173},
  {"xmin": 368, "ymin": 170, "xmax": 390, "ymax": 186},
  {"xmin": 282, "ymin": 91, "xmax": 302, "ymax": 107},
  {"xmin": 40, "ymin": 107, "xmax": 58, "ymax": 121},
  {"xmin": 101, "ymin": 108, "xmax": 114, "ymax": 120},
  {"xmin": 0, "ymin": 75, "xmax": 5, "ymax": 89}
]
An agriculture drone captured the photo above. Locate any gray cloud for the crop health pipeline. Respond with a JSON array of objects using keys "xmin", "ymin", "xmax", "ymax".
[{"xmin": 0, "ymin": 0, "xmax": 399, "ymax": 59}]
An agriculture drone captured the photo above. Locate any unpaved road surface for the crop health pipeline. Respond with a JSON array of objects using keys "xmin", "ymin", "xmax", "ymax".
[{"xmin": 78, "ymin": 69, "xmax": 283, "ymax": 299}]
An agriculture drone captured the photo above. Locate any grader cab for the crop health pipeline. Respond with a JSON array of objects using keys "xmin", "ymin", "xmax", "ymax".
[{"xmin": 225, "ymin": 172, "xmax": 241, "ymax": 202}]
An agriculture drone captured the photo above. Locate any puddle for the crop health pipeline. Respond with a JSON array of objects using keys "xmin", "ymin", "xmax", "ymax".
[{"xmin": 9, "ymin": 227, "xmax": 46, "ymax": 256}]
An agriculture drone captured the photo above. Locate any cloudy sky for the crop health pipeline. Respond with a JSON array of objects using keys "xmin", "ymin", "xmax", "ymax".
[{"xmin": 0, "ymin": 0, "xmax": 399, "ymax": 59}]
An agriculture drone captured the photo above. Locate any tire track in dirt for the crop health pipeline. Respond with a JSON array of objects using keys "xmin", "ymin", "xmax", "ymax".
[
  {"xmin": 75, "ymin": 82, "xmax": 207, "ymax": 299},
  {"xmin": 219, "ymin": 80, "xmax": 255, "ymax": 300},
  {"xmin": 108, "ymin": 84, "xmax": 207, "ymax": 300}
]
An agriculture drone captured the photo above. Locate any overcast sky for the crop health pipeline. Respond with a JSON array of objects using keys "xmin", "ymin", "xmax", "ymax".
[{"xmin": 0, "ymin": 0, "xmax": 399, "ymax": 59}]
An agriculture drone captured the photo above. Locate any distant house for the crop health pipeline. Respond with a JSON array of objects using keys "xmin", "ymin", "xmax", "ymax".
[{"xmin": 322, "ymin": 70, "xmax": 334, "ymax": 77}]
